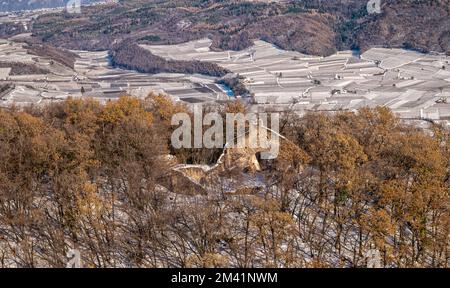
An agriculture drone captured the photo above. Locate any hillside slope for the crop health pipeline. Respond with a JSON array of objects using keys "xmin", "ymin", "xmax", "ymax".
[{"xmin": 353, "ymin": 0, "xmax": 450, "ymax": 53}]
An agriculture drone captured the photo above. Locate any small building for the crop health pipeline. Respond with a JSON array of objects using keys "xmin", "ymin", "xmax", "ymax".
[{"xmin": 0, "ymin": 67, "xmax": 11, "ymax": 80}]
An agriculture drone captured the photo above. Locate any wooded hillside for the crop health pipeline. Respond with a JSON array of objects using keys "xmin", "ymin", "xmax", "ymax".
[{"xmin": 0, "ymin": 96, "xmax": 447, "ymax": 267}]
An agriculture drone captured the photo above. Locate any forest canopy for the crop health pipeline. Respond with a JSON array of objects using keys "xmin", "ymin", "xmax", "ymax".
[{"xmin": 0, "ymin": 96, "xmax": 448, "ymax": 268}]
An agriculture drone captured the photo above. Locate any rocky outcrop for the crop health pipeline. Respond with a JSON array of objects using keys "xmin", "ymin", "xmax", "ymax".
[{"xmin": 160, "ymin": 125, "xmax": 288, "ymax": 196}]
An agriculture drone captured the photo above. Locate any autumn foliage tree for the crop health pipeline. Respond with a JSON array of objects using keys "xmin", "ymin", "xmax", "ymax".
[{"xmin": 0, "ymin": 98, "xmax": 447, "ymax": 268}]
